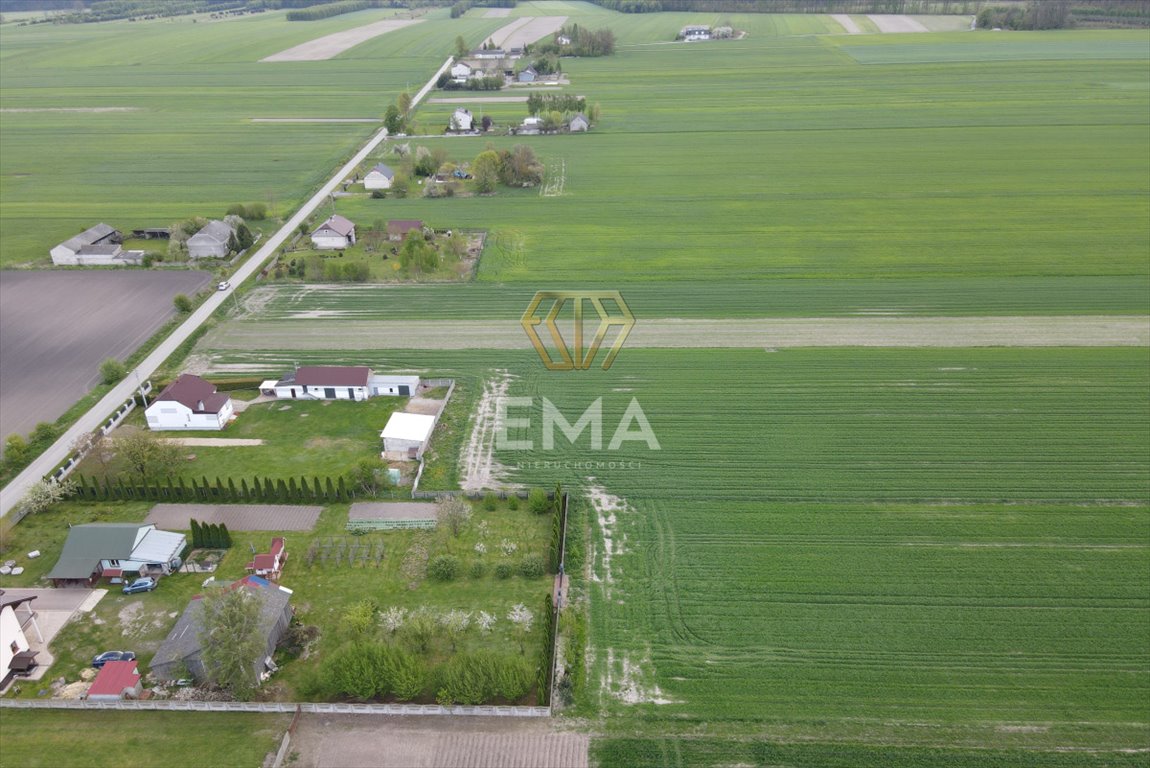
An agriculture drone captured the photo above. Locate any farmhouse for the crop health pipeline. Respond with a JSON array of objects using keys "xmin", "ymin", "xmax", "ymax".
[
  {"xmin": 311, "ymin": 214, "xmax": 356, "ymax": 249},
  {"xmin": 517, "ymin": 66, "xmax": 538, "ymax": 83},
  {"xmin": 472, "ymin": 48, "xmax": 506, "ymax": 60},
  {"xmin": 363, "ymin": 163, "xmax": 395, "ymax": 190},
  {"xmin": 450, "ymin": 108, "xmax": 474, "ymax": 132},
  {"xmin": 145, "ymin": 374, "xmax": 234, "ymax": 431},
  {"xmin": 50, "ymin": 223, "xmax": 144, "ymax": 266},
  {"xmin": 84, "ymin": 660, "xmax": 142, "ymax": 701},
  {"xmin": 450, "ymin": 61, "xmax": 473, "ymax": 80},
  {"xmin": 387, "ymin": 219, "xmax": 424, "ymax": 242},
  {"xmin": 246, "ymin": 537, "xmax": 286, "ymax": 581},
  {"xmin": 266, "ymin": 367, "xmax": 419, "ymax": 400},
  {"xmin": 569, "ymin": 113, "xmax": 590, "ymax": 132},
  {"xmin": 0, "ymin": 591, "xmax": 41, "ymax": 688},
  {"xmin": 519, "ymin": 116, "xmax": 543, "ymax": 135},
  {"xmin": 381, "ymin": 412, "xmax": 436, "ymax": 459},
  {"xmin": 45, "ymin": 523, "xmax": 186, "ymax": 588},
  {"xmin": 150, "ymin": 576, "xmax": 292, "ymax": 684},
  {"xmin": 186, "ymin": 220, "xmax": 235, "ymax": 259},
  {"xmin": 682, "ymin": 25, "xmax": 711, "ymax": 41}
]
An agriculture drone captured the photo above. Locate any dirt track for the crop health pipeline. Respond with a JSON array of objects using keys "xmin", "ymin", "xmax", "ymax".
[
  {"xmin": 487, "ymin": 16, "xmax": 567, "ymax": 50},
  {"xmin": 290, "ymin": 714, "xmax": 588, "ymax": 768},
  {"xmin": 831, "ymin": 14, "xmax": 863, "ymax": 34},
  {"xmin": 204, "ymin": 316, "xmax": 1150, "ymax": 352},
  {"xmin": 261, "ymin": 18, "xmax": 423, "ymax": 62},
  {"xmin": 867, "ymin": 14, "xmax": 930, "ymax": 32}
]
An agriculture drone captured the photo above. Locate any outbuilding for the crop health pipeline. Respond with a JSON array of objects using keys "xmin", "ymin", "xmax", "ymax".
[
  {"xmin": 186, "ymin": 220, "xmax": 235, "ymax": 259},
  {"xmin": 387, "ymin": 220, "xmax": 424, "ymax": 242},
  {"xmin": 274, "ymin": 366, "xmax": 371, "ymax": 400},
  {"xmin": 381, "ymin": 412, "xmax": 437, "ymax": 459},
  {"xmin": 85, "ymin": 660, "xmax": 142, "ymax": 701},
  {"xmin": 569, "ymin": 113, "xmax": 590, "ymax": 132},
  {"xmin": 46, "ymin": 523, "xmax": 186, "ymax": 588}
]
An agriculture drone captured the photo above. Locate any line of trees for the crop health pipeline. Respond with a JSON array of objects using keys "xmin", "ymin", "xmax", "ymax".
[
  {"xmin": 535, "ymin": 23, "xmax": 615, "ymax": 57},
  {"xmin": 286, "ymin": 0, "xmax": 375, "ymax": 21},
  {"xmin": 587, "ymin": 0, "xmax": 987, "ymax": 12},
  {"xmin": 71, "ymin": 472, "xmax": 362, "ymax": 503},
  {"xmin": 449, "ymin": 0, "xmax": 516, "ymax": 19},
  {"xmin": 978, "ymin": 2, "xmax": 1071, "ymax": 30}
]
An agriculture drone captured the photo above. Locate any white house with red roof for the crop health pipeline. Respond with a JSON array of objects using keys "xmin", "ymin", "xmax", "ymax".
[
  {"xmin": 145, "ymin": 374, "xmax": 234, "ymax": 431},
  {"xmin": 311, "ymin": 214, "xmax": 356, "ymax": 249},
  {"xmin": 85, "ymin": 660, "xmax": 142, "ymax": 701},
  {"xmin": 247, "ymin": 537, "xmax": 286, "ymax": 581},
  {"xmin": 266, "ymin": 366, "xmax": 419, "ymax": 401}
]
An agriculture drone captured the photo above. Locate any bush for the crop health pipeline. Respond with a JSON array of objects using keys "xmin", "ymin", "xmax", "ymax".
[
  {"xmin": 428, "ymin": 555, "xmax": 460, "ymax": 582},
  {"xmin": 483, "ymin": 492, "xmax": 498, "ymax": 511},
  {"xmin": 173, "ymin": 293, "xmax": 193, "ymax": 313},
  {"xmin": 469, "ymin": 560, "xmax": 486, "ymax": 579},
  {"xmin": 99, "ymin": 358, "xmax": 126, "ymax": 385},
  {"xmin": 528, "ymin": 488, "xmax": 550, "ymax": 514},
  {"xmin": 519, "ymin": 557, "xmax": 546, "ymax": 578},
  {"xmin": 507, "ymin": 495, "xmax": 519, "ymax": 511},
  {"xmin": 494, "ymin": 562, "xmax": 514, "ymax": 580}
]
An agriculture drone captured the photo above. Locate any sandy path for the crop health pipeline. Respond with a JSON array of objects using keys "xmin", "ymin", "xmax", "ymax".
[
  {"xmin": 204, "ymin": 317, "xmax": 1150, "ymax": 351},
  {"xmin": 162, "ymin": 437, "xmax": 264, "ymax": 447},
  {"xmin": 261, "ymin": 18, "xmax": 423, "ymax": 62},
  {"xmin": 484, "ymin": 7, "xmax": 512, "ymax": 17},
  {"xmin": 867, "ymin": 14, "xmax": 930, "ymax": 33},
  {"xmin": 830, "ymin": 14, "xmax": 863, "ymax": 34},
  {"xmin": 291, "ymin": 714, "xmax": 588, "ymax": 768},
  {"xmin": 460, "ymin": 372, "xmax": 513, "ymax": 492},
  {"xmin": 487, "ymin": 16, "xmax": 567, "ymax": 49}
]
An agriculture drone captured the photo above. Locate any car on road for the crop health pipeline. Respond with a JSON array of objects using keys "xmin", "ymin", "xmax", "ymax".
[
  {"xmin": 122, "ymin": 577, "xmax": 156, "ymax": 595},
  {"xmin": 92, "ymin": 651, "xmax": 136, "ymax": 668},
  {"xmin": 218, "ymin": 281, "xmax": 230, "ymax": 291}
]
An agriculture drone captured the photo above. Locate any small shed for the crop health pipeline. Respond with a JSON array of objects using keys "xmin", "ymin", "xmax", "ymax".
[
  {"xmin": 86, "ymin": 660, "xmax": 142, "ymax": 701},
  {"xmin": 387, "ymin": 220, "xmax": 424, "ymax": 242},
  {"xmin": 380, "ymin": 413, "xmax": 436, "ymax": 459},
  {"xmin": 569, "ymin": 113, "xmax": 590, "ymax": 132},
  {"xmin": 369, "ymin": 374, "xmax": 420, "ymax": 397},
  {"xmin": 517, "ymin": 67, "xmax": 537, "ymax": 83}
]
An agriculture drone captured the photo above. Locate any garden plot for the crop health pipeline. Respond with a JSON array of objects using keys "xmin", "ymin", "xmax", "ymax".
[
  {"xmin": 261, "ymin": 18, "xmax": 424, "ymax": 62},
  {"xmin": 145, "ymin": 503, "xmax": 322, "ymax": 531}
]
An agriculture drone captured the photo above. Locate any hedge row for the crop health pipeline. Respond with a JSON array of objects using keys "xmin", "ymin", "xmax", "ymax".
[{"xmin": 71, "ymin": 473, "xmax": 357, "ymax": 503}]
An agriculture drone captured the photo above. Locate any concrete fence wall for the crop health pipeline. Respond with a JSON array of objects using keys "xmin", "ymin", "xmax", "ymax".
[{"xmin": 0, "ymin": 699, "xmax": 550, "ymax": 717}]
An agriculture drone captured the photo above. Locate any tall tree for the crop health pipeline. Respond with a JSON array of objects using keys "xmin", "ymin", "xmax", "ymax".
[
  {"xmin": 116, "ymin": 430, "xmax": 182, "ymax": 483},
  {"xmin": 197, "ymin": 586, "xmax": 266, "ymax": 700}
]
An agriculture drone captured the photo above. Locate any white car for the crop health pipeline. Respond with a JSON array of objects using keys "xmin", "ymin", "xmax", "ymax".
[{"xmin": 218, "ymin": 281, "xmax": 230, "ymax": 291}]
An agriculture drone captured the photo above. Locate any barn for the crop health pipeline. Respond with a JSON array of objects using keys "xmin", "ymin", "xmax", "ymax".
[
  {"xmin": 381, "ymin": 412, "xmax": 436, "ymax": 459},
  {"xmin": 186, "ymin": 220, "xmax": 235, "ymax": 259}
]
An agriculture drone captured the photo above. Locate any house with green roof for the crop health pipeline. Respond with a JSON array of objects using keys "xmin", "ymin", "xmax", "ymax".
[{"xmin": 46, "ymin": 523, "xmax": 186, "ymax": 588}]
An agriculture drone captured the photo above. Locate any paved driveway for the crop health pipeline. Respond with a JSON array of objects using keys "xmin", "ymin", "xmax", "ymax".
[
  {"xmin": 0, "ymin": 588, "xmax": 104, "ymax": 688},
  {"xmin": 145, "ymin": 504, "xmax": 323, "ymax": 531}
]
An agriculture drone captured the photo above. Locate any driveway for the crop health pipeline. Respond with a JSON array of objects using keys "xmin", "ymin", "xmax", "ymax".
[{"xmin": 0, "ymin": 588, "xmax": 104, "ymax": 688}]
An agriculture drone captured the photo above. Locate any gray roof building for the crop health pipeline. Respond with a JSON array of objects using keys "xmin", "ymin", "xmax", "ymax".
[
  {"xmin": 151, "ymin": 576, "xmax": 293, "ymax": 683},
  {"xmin": 187, "ymin": 220, "xmax": 235, "ymax": 259}
]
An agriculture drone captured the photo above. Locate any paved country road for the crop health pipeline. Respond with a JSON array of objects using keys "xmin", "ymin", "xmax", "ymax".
[{"xmin": 0, "ymin": 57, "xmax": 454, "ymax": 520}]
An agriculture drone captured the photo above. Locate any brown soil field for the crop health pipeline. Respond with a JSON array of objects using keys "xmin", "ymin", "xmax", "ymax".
[
  {"xmin": 0, "ymin": 270, "xmax": 211, "ymax": 451},
  {"xmin": 290, "ymin": 714, "xmax": 589, "ymax": 768},
  {"xmin": 488, "ymin": 16, "xmax": 567, "ymax": 50},
  {"xmin": 261, "ymin": 19, "xmax": 423, "ymax": 62}
]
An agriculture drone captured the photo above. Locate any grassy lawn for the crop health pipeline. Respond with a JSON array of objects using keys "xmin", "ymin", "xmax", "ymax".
[
  {"xmin": 0, "ymin": 709, "xmax": 288, "ymax": 768},
  {"xmin": 75, "ymin": 396, "xmax": 406, "ymax": 484}
]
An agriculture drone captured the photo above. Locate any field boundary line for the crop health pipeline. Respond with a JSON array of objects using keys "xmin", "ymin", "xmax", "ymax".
[{"xmin": 0, "ymin": 699, "xmax": 551, "ymax": 716}]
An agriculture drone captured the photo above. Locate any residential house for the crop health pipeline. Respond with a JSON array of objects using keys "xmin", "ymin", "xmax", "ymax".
[
  {"xmin": 268, "ymin": 366, "xmax": 419, "ymax": 400},
  {"xmin": 150, "ymin": 576, "xmax": 293, "ymax": 684},
  {"xmin": 310, "ymin": 214, "xmax": 356, "ymax": 250},
  {"xmin": 519, "ymin": 116, "xmax": 543, "ymax": 135},
  {"xmin": 46, "ymin": 524, "xmax": 186, "ymax": 588},
  {"xmin": 556, "ymin": 34, "xmax": 571, "ymax": 45},
  {"xmin": 472, "ymin": 48, "xmax": 506, "ymax": 60},
  {"xmin": 450, "ymin": 108, "xmax": 474, "ymax": 132},
  {"xmin": 246, "ymin": 537, "xmax": 286, "ymax": 581},
  {"xmin": 363, "ymin": 163, "xmax": 395, "ymax": 191},
  {"xmin": 682, "ymin": 25, "xmax": 711, "ymax": 41},
  {"xmin": 85, "ymin": 660, "xmax": 142, "ymax": 701},
  {"xmin": 450, "ymin": 61, "xmax": 473, "ymax": 80},
  {"xmin": 0, "ymin": 591, "xmax": 41, "ymax": 688},
  {"xmin": 381, "ymin": 412, "xmax": 436, "ymax": 459},
  {"xmin": 50, "ymin": 223, "xmax": 143, "ymax": 266},
  {"xmin": 186, "ymin": 220, "xmax": 235, "ymax": 259},
  {"xmin": 517, "ymin": 66, "xmax": 538, "ymax": 83},
  {"xmin": 569, "ymin": 113, "xmax": 590, "ymax": 132},
  {"xmin": 387, "ymin": 219, "xmax": 424, "ymax": 242},
  {"xmin": 145, "ymin": 374, "xmax": 234, "ymax": 431}
]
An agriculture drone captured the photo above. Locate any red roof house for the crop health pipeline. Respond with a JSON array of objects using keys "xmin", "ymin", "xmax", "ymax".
[
  {"xmin": 86, "ymin": 660, "xmax": 142, "ymax": 701},
  {"xmin": 246, "ymin": 537, "xmax": 287, "ymax": 581}
]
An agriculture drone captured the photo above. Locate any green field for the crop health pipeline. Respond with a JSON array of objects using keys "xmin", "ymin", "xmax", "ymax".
[{"xmin": 3, "ymin": 3, "xmax": 1149, "ymax": 764}]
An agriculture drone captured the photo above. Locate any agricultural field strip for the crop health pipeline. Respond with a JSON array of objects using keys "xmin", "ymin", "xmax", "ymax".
[
  {"xmin": 867, "ymin": 14, "xmax": 931, "ymax": 33},
  {"xmin": 201, "ymin": 316, "xmax": 1150, "ymax": 351},
  {"xmin": 830, "ymin": 14, "xmax": 863, "ymax": 35},
  {"xmin": 260, "ymin": 18, "xmax": 425, "ymax": 62}
]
